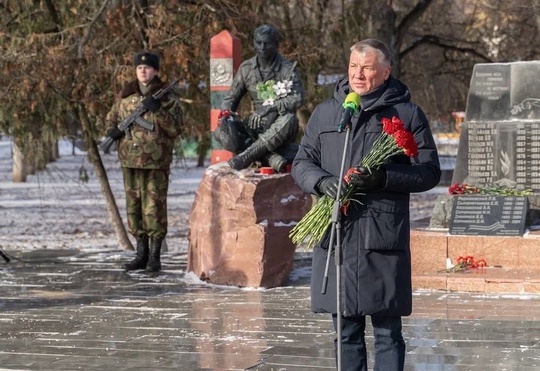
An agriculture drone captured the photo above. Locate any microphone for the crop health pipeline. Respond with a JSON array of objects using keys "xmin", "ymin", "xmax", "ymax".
[{"xmin": 337, "ymin": 92, "xmax": 360, "ymax": 132}]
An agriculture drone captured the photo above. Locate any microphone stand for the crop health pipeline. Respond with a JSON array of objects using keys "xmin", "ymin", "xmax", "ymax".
[{"xmin": 321, "ymin": 123, "xmax": 352, "ymax": 371}]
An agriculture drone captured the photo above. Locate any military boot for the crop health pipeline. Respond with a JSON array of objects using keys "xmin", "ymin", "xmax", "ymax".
[
  {"xmin": 228, "ymin": 140, "xmax": 268, "ymax": 170},
  {"xmin": 146, "ymin": 238, "xmax": 163, "ymax": 272},
  {"xmin": 124, "ymin": 237, "xmax": 149, "ymax": 271}
]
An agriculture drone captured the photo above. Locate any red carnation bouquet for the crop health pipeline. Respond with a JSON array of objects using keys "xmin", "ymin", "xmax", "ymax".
[{"xmin": 289, "ymin": 116, "xmax": 418, "ymax": 249}]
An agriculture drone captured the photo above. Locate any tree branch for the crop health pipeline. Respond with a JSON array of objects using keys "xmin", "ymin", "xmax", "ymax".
[
  {"xmin": 401, "ymin": 35, "xmax": 492, "ymax": 63},
  {"xmin": 396, "ymin": 0, "xmax": 435, "ymax": 48},
  {"xmin": 78, "ymin": 0, "xmax": 111, "ymax": 59}
]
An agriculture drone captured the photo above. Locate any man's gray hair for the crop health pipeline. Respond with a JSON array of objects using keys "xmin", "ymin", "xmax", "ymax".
[{"xmin": 350, "ymin": 39, "xmax": 392, "ymax": 67}]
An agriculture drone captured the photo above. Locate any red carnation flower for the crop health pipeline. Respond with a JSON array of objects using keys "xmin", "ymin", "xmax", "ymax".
[
  {"xmin": 393, "ymin": 129, "xmax": 418, "ymax": 157},
  {"xmin": 382, "ymin": 116, "xmax": 405, "ymax": 135}
]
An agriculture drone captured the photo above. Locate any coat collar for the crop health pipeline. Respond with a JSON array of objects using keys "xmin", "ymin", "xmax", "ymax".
[{"xmin": 120, "ymin": 76, "xmax": 165, "ymax": 98}]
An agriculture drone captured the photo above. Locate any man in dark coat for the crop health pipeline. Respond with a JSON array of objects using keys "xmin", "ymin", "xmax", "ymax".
[{"xmin": 291, "ymin": 39, "xmax": 440, "ymax": 370}]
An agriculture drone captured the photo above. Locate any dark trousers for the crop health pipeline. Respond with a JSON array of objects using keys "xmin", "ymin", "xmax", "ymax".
[{"xmin": 332, "ymin": 314, "xmax": 405, "ymax": 371}]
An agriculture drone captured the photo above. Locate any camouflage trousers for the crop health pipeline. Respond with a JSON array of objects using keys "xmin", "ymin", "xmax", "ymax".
[{"xmin": 121, "ymin": 167, "xmax": 170, "ymax": 239}]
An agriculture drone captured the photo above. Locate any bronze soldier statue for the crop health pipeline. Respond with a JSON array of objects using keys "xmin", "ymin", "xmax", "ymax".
[
  {"xmin": 104, "ymin": 51, "xmax": 183, "ymax": 272},
  {"xmin": 214, "ymin": 24, "xmax": 304, "ymax": 172}
]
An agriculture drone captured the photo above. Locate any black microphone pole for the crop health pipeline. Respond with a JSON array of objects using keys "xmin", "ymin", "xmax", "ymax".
[{"xmin": 321, "ymin": 120, "xmax": 353, "ymax": 371}]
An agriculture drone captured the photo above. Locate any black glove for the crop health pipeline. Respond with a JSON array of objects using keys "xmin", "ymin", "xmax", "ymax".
[
  {"xmin": 316, "ymin": 176, "xmax": 346, "ymax": 199},
  {"xmin": 142, "ymin": 95, "xmax": 161, "ymax": 112},
  {"xmin": 107, "ymin": 127, "xmax": 125, "ymax": 141},
  {"xmin": 348, "ymin": 166, "xmax": 386, "ymax": 191}
]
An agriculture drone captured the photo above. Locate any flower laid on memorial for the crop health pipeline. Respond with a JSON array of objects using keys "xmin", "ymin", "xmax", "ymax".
[
  {"xmin": 289, "ymin": 116, "xmax": 418, "ymax": 249},
  {"xmin": 442, "ymin": 255, "xmax": 487, "ymax": 273},
  {"xmin": 256, "ymin": 79, "xmax": 293, "ymax": 106},
  {"xmin": 449, "ymin": 182, "xmax": 532, "ymax": 196}
]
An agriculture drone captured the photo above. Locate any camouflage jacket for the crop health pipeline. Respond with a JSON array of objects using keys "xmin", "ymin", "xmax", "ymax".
[
  {"xmin": 105, "ymin": 77, "xmax": 183, "ymax": 169},
  {"xmin": 220, "ymin": 53, "xmax": 304, "ymax": 115}
]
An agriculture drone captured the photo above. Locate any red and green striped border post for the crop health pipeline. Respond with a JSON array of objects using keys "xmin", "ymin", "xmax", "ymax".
[{"xmin": 209, "ymin": 30, "xmax": 241, "ymax": 164}]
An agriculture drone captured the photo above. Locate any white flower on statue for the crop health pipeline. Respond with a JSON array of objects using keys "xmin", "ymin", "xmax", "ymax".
[
  {"xmin": 274, "ymin": 80, "xmax": 293, "ymax": 99},
  {"xmin": 257, "ymin": 79, "xmax": 293, "ymax": 106}
]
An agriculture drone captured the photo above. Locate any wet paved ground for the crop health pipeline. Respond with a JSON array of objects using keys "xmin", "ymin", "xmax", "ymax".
[{"xmin": 1, "ymin": 249, "xmax": 540, "ymax": 371}]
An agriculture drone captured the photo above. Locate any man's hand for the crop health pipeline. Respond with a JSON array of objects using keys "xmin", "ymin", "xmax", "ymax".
[
  {"xmin": 107, "ymin": 127, "xmax": 125, "ymax": 141},
  {"xmin": 347, "ymin": 166, "xmax": 386, "ymax": 191},
  {"xmin": 142, "ymin": 96, "xmax": 161, "ymax": 112},
  {"xmin": 316, "ymin": 176, "xmax": 346, "ymax": 199}
]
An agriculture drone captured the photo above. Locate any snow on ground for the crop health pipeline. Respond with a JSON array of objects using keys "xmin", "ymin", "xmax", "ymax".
[{"xmin": 0, "ymin": 137, "xmax": 204, "ymax": 253}]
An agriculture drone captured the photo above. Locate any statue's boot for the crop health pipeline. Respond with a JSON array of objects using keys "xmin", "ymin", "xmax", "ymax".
[
  {"xmin": 264, "ymin": 152, "xmax": 287, "ymax": 173},
  {"xmin": 228, "ymin": 139, "xmax": 268, "ymax": 170}
]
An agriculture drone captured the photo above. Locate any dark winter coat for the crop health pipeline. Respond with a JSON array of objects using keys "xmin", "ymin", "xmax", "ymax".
[{"xmin": 291, "ymin": 76, "xmax": 441, "ymax": 317}]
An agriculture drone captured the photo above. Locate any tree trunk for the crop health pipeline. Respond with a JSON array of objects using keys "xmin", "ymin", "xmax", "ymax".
[
  {"xmin": 12, "ymin": 142, "xmax": 27, "ymax": 183},
  {"xmin": 49, "ymin": 140, "xmax": 59, "ymax": 162},
  {"xmin": 77, "ymin": 106, "xmax": 134, "ymax": 251}
]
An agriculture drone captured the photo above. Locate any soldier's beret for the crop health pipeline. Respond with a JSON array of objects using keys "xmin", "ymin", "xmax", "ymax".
[{"xmin": 133, "ymin": 51, "xmax": 160, "ymax": 70}]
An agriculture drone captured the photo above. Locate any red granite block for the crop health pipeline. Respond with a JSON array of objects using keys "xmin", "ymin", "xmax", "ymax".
[
  {"xmin": 448, "ymin": 236, "xmax": 520, "ymax": 268},
  {"xmin": 523, "ymin": 282, "xmax": 540, "ymax": 294},
  {"xmin": 188, "ymin": 168, "xmax": 312, "ymax": 288},
  {"xmin": 412, "ymin": 273, "xmax": 447, "ymax": 290},
  {"xmin": 446, "ymin": 275, "xmax": 486, "ymax": 292},
  {"xmin": 410, "ymin": 230, "xmax": 448, "ymax": 274},
  {"xmin": 518, "ymin": 237, "xmax": 540, "ymax": 269},
  {"xmin": 447, "ymin": 235, "xmax": 484, "ymax": 267},
  {"xmin": 480, "ymin": 236, "xmax": 520, "ymax": 269},
  {"xmin": 485, "ymin": 280, "xmax": 524, "ymax": 294}
]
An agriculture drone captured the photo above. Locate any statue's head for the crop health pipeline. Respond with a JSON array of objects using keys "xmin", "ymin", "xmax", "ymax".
[{"xmin": 253, "ymin": 24, "xmax": 279, "ymax": 62}]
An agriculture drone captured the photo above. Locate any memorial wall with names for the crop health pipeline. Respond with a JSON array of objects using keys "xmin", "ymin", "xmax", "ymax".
[{"xmin": 454, "ymin": 61, "xmax": 540, "ymax": 191}]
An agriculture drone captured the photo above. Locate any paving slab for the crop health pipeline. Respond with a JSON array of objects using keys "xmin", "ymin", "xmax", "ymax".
[{"xmin": 1, "ymin": 249, "xmax": 540, "ymax": 371}]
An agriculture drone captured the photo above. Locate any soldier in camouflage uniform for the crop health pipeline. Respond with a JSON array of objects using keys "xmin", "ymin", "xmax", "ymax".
[
  {"xmin": 104, "ymin": 51, "xmax": 183, "ymax": 272},
  {"xmin": 215, "ymin": 24, "xmax": 304, "ymax": 172}
]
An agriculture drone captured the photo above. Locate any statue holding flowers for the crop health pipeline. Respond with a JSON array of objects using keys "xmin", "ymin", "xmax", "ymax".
[{"xmin": 214, "ymin": 24, "xmax": 304, "ymax": 172}]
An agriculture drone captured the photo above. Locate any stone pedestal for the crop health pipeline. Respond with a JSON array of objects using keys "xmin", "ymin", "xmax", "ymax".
[
  {"xmin": 187, "ymin": 164, "xmax": 312, "ymax": 288},
  {"xmin": 410, "ymin": 225, "xmax": 540, "ymax": 293}
]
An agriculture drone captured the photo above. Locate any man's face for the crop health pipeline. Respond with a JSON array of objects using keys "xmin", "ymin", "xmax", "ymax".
[
  {"xmin": 348, "ymin": 49, "xmax": 390, "ymax": 95},
  {"xmin": 136, "ymin": 65, "xmax": 157, "ymax": 85},
  {"xmin": 254, "ymin": 33, "xmax": 278, "ymax": 62}
]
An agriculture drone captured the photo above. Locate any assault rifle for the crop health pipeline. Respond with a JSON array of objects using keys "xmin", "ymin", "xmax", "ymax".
[{"xmin": 99, "ymin": 78, "xmax": 181, "ymax": 153}]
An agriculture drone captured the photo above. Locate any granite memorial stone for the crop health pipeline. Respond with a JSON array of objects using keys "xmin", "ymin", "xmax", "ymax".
[
  {"xmin": 433, "ymin": 61, "xmax": 540, "ymax": 232},
  {"xmin": 452, "ymin": 61, "xmax": 540, "ymax": 189},
  {"xmin": 187, "ymin": 164, "xmax": 312, "ymax": 288}
]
